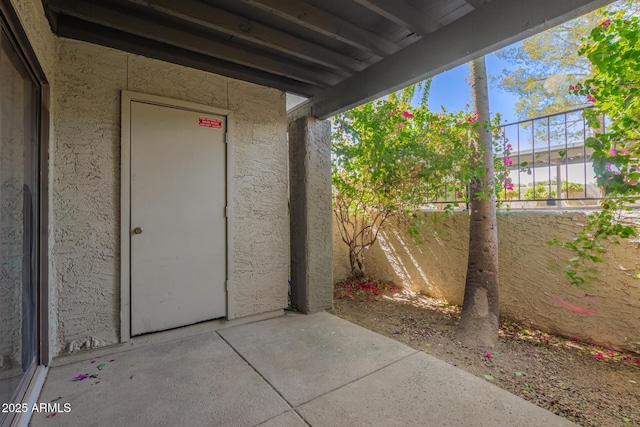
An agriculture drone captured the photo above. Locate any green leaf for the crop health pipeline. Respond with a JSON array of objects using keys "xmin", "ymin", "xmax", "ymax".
[
  {"xmin": 97, "ymin": 364, "xmax": 105, "ymax": 371},
  {"xmin": 514, "ymin": 372, "xmax": 523, "ymax": 377},
  {"xmin": 484, "ymin": 374, "xmax": 494, "ymax": 381}
]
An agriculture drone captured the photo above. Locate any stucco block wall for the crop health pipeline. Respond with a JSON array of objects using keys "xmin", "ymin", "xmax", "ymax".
[
  {"xmin": 288, "ymin": 117, "xmax": 333, "ymax": 313},
  {"xmin": 52, "ymin": 39, "xmax": 288, "ymax": 355},
  {"xmin": 334, "ymin": 211, "xmax": 640, "ymax": 352}
]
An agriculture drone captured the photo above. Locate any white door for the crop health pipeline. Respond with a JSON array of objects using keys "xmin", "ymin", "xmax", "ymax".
[{"xmin": 129, "ymin": 101, "xmax": 226, "ymax": 336}]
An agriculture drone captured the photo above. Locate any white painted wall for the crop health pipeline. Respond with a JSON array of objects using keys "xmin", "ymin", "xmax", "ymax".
[{"xmin": 12, "ymin": 0, "xmax": 289, "ymax": 357}]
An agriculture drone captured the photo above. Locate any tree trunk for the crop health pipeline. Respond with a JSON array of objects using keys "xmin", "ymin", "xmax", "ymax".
[
  {"xmin": 457, "ymin": 56, "xmax": 500, "ymax": 348},
  {"xmin": 349, "ymin": 242, "xmax": 365, "ymax": 278}
]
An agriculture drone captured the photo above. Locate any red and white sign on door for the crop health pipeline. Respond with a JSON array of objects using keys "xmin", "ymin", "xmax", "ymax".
[{"xmin": 198, "ymin": 116, "xmax": 223, "ymax": 129}]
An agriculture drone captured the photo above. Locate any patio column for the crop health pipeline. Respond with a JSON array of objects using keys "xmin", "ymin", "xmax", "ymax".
[{"xmin": 288, "ymin": 116, "xmax": 333, "ymax": 313}]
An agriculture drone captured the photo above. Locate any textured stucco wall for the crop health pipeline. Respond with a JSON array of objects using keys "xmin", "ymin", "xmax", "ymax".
[
  {"xmin": 52, "ymin": 39, "xmax": 288, "ymax": 354},
  {"xmin": 10, "ymin": 0, "xmax": 58, "ymax": 360},
  {"xmin": 334, "ymin": 211, "xmax": 640, "ymax": 352},
  {"xmin": 289, "ymin": 117, "xmax": 333, "ymax": 313}
]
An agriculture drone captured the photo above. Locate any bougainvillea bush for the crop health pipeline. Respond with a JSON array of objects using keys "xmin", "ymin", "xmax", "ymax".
[
  {"xmin": 332, "ymin": 88, "xmax": 507, "ymax": 277},
  {"xmin": 552, "ymin": 11, "xmax": 640, "ymax": 284}
]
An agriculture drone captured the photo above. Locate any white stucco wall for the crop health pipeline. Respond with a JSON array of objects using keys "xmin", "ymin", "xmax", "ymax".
[
  {"xmin": 52, "ymin": 40, "xmax": 289, "ymax": 354},
  {"xmin": 333, "ymin": 211, "xmax": 640, "ymax": 352}
]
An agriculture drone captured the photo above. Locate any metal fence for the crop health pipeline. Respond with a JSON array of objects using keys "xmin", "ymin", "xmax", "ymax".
[{"xmin": 425, "ymin": 107, "xmax": 605, "ymax": 209}]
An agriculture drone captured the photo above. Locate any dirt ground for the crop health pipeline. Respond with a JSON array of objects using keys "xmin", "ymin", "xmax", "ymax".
[{"xmin": 333, "ymin": 279, "xmax": 640, "ymax": 427}]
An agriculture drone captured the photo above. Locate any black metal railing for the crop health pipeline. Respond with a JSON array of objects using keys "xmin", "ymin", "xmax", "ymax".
[{"xmin": 424, "ymin": 107, "xmax": 606, "ymax": 209}]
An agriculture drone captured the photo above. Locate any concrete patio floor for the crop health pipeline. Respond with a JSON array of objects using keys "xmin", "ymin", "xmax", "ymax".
[{"xmin": 30, "ymin": 312, "xmax": 576, "ymax": 426}]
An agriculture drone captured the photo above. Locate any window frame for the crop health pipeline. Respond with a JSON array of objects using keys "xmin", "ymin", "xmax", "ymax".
[{"xmin": 0, "ymin": 0, "xmax": 50, "ymax": 421}]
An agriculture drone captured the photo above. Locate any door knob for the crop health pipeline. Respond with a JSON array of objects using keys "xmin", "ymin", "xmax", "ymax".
[{"xmin": 133, "ymin": 227, "xmax": 143, "ymax": 235}]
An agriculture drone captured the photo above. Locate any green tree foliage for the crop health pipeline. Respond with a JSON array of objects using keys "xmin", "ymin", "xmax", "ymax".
[
  {"xmin": 332, "ymin": 77, "xmax": 508, "ymax": 277},
  {"xmin": 495, "ymin": 16, "xmax": 597, "ymax": 118},
  {"xmin": 550, "ymin": 11, "xmax": 640, "ymax": 284},
  {"xmin": 332, "ymin": 90, "xmax": 474, "ymax": 275},
  {"xmin": 495, "ymin": 0, "xmax": 639, "ymax": 119}
]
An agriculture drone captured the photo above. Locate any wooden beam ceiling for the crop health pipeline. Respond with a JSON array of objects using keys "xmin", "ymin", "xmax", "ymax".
[
  {"xmin": 48, "ymin": 0, "xmax": 345, "ymax": 87},
  {"xmin": 56, "ymin": 14, "xmax": 321, "ymax": 96},
  {"xmin": 41, "ymin": 0, "xmax": 616, "ymax": 118},
  {"xmin": 121, "ymin": 0, "xmax": 366, "ymax": 73},
  {"xmin": 350, "ymin": 0, "xmax": 442, "ymax": 36},
  {"xmin": 239, "ymin": 0, "xmax": 400, "ymax": 56}
]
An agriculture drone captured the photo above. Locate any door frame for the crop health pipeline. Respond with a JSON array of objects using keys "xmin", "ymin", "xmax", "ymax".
[{"xmin": 120, "ymin": 90, "xmax": 235, "ymax": 342}]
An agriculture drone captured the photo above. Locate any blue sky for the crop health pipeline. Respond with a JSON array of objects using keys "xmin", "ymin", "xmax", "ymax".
[{"xmin": 427, "ymin": 44, "xmax": 522, "ymax": 125}]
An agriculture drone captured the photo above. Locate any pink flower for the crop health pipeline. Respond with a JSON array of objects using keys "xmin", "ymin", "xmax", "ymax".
[
  {"xmin": 502, "ymin": 156, "xmax": 513, "ymax": 166},
  {"xmin": 395, "ymin": 123, "xmax": 405, "ymax": 129},
  {"xmin": 596, "ymin": 352, "xmax": 604, "ymax": 360},
  {"xmin": 485, "ymin": 352, "xmax": 492, "ymax": 359},
  {"xmin": 587, "ymin": 94, "xmax": 596, "ymax": 103},
  {"xmin": 620, "ymin": 148, "xmax": 630, "ymax": 155},
  {"xmin": 505, "ymin": 183, "xmax": 514, "ymax": 191},
  {"xmin": 506, "ymin": 144, "xmax": 513, "ymax": 150},
  {"xmin": 569, "ymin": 85, "xmax": 575, "ymax": 91},
  {"xmin": 607, "ymin": 163, "xmax": 614, "ymax": 172},
  {"xmin": 572, "ymin": 337, "xmax": 579, "ymax": 342},
  {"xmin": 403, "ymin": 111, "xmax": 413, "ymax": 118},
  {"xmin": 601, "ymin": 19, "xmax": 611, "ymax": 26},
  {"xmin": 636, "ymin": 359, "xmax": 640, "ymax": 365},
  {"xmin": 609, "ymin": 148, "xmax": 617, "ymax": 157}
]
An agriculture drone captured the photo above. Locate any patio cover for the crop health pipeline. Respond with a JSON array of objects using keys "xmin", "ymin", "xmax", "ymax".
[{"xmin": 42, "ymin": 0, "xmax": 613, "ymax": 119}]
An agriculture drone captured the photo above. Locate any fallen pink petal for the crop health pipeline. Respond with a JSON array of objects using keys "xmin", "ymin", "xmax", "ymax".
[
  {"xmin": 109, "ymin": 359, "xmax": 115, "ymax": 362},
  {"xmin": 46, "ymin": 413, "xmax": 57, "ymax": 418},
  {"xmin": 74, "ymin": 373, "xmax": 89, "ymax": 381}
]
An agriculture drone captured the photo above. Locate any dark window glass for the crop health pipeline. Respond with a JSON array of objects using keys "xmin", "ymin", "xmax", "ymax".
[{"xmin": 0, "ymin": 26, "xmax": 38, "ymax": 414}]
